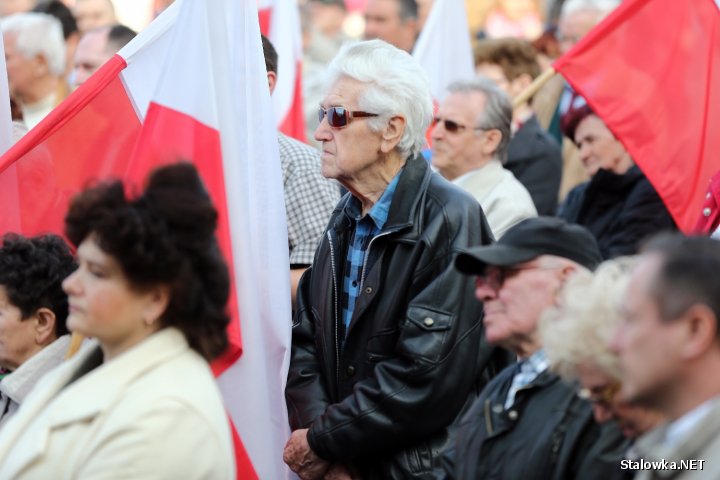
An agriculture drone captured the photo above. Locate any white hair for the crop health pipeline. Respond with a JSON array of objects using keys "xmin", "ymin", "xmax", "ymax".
[
  {"xmin": 540, "ymin": 256, "xmax": 636, "ymax": 381},
  {"xmin": 324, "ymin": 39, "xmax": 433, "ymax": 159},
  {"xmin": 561, "ymin": 0, "xmax": 621, "ymax": 17},
  {"xmin": 2, "ymin": 13, "xmax": 66, "ymax": 76}
]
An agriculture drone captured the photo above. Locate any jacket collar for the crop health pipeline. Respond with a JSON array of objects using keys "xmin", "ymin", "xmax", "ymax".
[
  {"xmin": 452, "ymin": 160, "xmax": 505, "ymax": 202},
  {"xmin": 331, "ymin": 154, "xmax": 431, "ymax": 234},
  {"xmin": 0, "ymin": 328, "xmax": 190, "ymax": 475},
  {"xmin": 383, "ymin": 154, "xmax": 431, "ymax": 231},
  {"xmin": 0, "ymin": 335, "xmax": 71, "ymax": 404}
]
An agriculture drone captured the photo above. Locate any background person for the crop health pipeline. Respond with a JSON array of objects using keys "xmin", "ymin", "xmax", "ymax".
[
  {"xmin": 474, "ymin": 37, "xmax": 562, "ymax": 216},
  {"xmin": 611, "ymin": 235, "xmax": 720, "ymax": 479},
  {"xmin": 2, "ymin": 12, "xmax": 67, "ymax": 129},
  {"xmin": 0, "ymin": 233, "xmax": 76, "ymax": 429},
  {"xmin": 431, "ymin": 77, "xmax": 537, "ymax": 238},
  {"xmin": 447, "ymin": 217, "xmax": 623, "ymax": 479},
  {"xmin": 72, "ymin": 24, "xmax": 136, "ymax": 88},
  {"xmin": 363, "ymin": 0, "xmax": 418, "ymax": 52},
  {"xmin": 556, "ymin": 105, "xmax": 676, "ymax": 259},
  {"xmin": 0, "ymin": 163, "xmax": 235, "ymax": 479}
]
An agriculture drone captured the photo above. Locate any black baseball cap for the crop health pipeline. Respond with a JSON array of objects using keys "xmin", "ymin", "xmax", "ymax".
[{"xmin": 455, "ymin": 217, "xmax": 602, "ymax": 274}]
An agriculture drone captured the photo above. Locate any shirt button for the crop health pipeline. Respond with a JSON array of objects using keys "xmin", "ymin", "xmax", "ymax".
[
  {"xmin": 704, "ymin": 207, "xmax": 712, "ymax": 217},
  {"xmin": 364, "ymin": 287, "xmax": 373, "ymax": 294},
  {"xmin": 423, "ymin": 317, "xmax": 435, "ymax": 327},
  {"xmin": 492, "ymin": 404, "xmax": 503, "ymax": 414},
  {"xmin": 707, "ymin": 192, "xmax": 712, "ymax": 200},
  {"xmin": 508, "ymin": 410, "xmax": 519, "ymax": 420},
  {"xmin": 351, "ymin": 280, "xmax": 358, "ymax": 287},
  {"xmin": 346, "ymin": 365, "xmax": 356, "ymax": 376}
]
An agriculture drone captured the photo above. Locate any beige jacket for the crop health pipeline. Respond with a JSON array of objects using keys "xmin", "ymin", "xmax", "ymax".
[
  {"xmin": 453, "ymin": 159, "xmax": 538, "ymax": 238},
  {"xmin": 0, "ymin": 328, "xmax": 235, "ymax": 479},
  {"xmin": 633, "ymin": 399, "xmax": 720, "ymax": 480}
]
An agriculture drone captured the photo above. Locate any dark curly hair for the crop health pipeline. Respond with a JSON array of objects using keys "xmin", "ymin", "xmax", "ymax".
[
  {"xmin": 64, "ymin": 162, "xmax": 230, "ymax": 361},
  {"xmin": 0, "ymin": 233, "xmax": 77, "ymax": 337}
]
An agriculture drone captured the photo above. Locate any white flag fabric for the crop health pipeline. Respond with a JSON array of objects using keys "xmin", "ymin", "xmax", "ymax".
[{"xmin": 412, "ymin": 0, "xmax": 475, "ymax": 102}]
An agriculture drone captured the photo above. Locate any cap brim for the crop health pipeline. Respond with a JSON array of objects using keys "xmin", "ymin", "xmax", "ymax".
[{"xmin": 455, "ymin": 244, "xmax": 540, "ymax": 275}]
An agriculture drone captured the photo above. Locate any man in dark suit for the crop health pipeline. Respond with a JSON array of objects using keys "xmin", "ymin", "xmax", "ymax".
[{"xmin": 475, "ymin": 38, "xmax": 562, "ymax": 215}]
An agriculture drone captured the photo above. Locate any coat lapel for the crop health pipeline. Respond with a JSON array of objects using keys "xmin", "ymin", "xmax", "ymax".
[{"xmin": 0, "ymin": 328, "xmax": 189, "ymax": 477}]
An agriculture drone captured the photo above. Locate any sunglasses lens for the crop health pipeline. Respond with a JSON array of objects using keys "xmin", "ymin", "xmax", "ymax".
[{"xmin": 329, "ymin": 107, "xmax": 348, "ymax": 128}]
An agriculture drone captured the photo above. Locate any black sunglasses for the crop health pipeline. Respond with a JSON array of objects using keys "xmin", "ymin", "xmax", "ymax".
[
  {"xmin": 432, "ymin": 116, "xmax": 484, "ymax": 134},
  {"xmin": 318, "ymin": 106, "xmax": 378, "ymax": 129}
]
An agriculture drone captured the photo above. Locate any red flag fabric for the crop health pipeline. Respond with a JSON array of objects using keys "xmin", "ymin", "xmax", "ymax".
[
  {"xmin": 0, "ymin": 1, "xmax": 292, "ymax": 478},
  {"xmin": 553, "ymin": 0, "xmax": 720, "ymax": 233}
]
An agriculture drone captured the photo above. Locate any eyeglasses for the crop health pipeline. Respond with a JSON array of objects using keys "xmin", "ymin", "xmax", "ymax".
[
  {"xmin": 318, "ymin": 106, "xmax": 379, "ymax": 129},
  {"xmin": 477, "ymin": 264, "xmax": 555, "ymax": 291},
  {"xmin": 432, "ymin": 116, "xmax": 485, "ymax": 134},
  {"xmin": 577, "ymin": 382, "xmax": 621, "ymax": 407}
]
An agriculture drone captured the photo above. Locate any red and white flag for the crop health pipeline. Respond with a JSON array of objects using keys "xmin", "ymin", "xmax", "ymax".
[
  {"xmin": 412, "ymin": 0, "xmax": 474, "ymax": 103},
  {"xmin": 0, "ymin": 0, "xmax": 292, "ymax": 478},
  {"xmin": 554, "ymin": 0, "xmax": 720, "ymax": 233},
  {"xmin": 258, "ymin": 0, "xmax": 306, "ymax": 142}
]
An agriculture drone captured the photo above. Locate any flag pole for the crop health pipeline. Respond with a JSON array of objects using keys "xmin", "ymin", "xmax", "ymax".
[{"xmin": 513, "ymin": 67, "xmax": 556, "ymax": 109}]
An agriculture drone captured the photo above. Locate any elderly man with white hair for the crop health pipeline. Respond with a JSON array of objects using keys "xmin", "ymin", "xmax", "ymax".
[
  {"xmin": 2, "ymin": 12, "xmax": 67, "ymax": 129},
  {"xmin": 284, "ymin": 39, "xmax": 498, "ymax": 479}
]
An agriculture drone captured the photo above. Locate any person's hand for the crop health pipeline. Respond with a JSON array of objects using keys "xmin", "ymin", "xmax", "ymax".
[
  {"xmin": 323, "ymin": 463, "xmax": 353, "ymax": 480},
  {"xmin": 283, "ymin": 428, "xmax": 330, "ymax": 480}
]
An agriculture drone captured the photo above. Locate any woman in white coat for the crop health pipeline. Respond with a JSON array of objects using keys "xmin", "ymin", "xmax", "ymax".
[{"xmin": 0, "ymin": 163, "xmax": 236, "ymax": 479}]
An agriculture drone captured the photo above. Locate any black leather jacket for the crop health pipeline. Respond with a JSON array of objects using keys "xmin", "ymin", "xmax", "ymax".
[{"xmin": 286, "ymin": 155, "xmax": 495, "ymax": 479}]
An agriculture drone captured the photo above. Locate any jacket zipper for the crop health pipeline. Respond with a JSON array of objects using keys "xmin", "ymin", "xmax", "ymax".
[
  {"xmin": 358, "ymin": 231, "xmax": 395, "ymax": 292},
  {"xmin": 327, "ymin": 230, "xmax": 341, "ymax": 386}
]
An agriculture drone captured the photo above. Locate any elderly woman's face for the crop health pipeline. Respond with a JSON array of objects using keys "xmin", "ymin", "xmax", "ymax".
[
  {"xmin": 0, "ymin": 286, "xmax": 39, "ymax": 370},
  {"xmin": 62, "ymin": 236, "xmax": 164, "ymax": 360},
  {"xmin": 574, "ymin": 114, "xmax": 632, "ymax": 177},
  {"xmin": 314, "ymin": 76, "xmax": 386, "ymax": 188},
  {"xmin": 576, "ymin": 362, "xmax": 660, "ymax": 439}
]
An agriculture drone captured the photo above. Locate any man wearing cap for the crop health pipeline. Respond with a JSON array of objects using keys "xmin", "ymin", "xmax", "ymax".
[{"xmin": 443, "ymin": 216, "xmax": 623, "ymax": 479}]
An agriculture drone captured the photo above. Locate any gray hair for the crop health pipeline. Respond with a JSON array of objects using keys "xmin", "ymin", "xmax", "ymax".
[
  {"xmin": 561, "ymin": 0, "xmax": 621, "ymax": 17},
  {"xmin": 540, "ymin": 256, "xmax": 637, "ymax": 381},
  {"xmin": 324, "ymin": 39, "xmax": 433, "ymax": 159},
  {"xmin": 447, "ymin": 77, "xmax": 512, "ymax": 163},
  {"xmin": 2, "ymin": 13, "xmax": 66, "ymax": 76}
]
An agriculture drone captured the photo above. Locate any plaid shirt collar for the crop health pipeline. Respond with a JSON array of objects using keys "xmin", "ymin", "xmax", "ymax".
[{"xmin": 344, "ymin": 171, "xmax": 401, "ymax": 230}]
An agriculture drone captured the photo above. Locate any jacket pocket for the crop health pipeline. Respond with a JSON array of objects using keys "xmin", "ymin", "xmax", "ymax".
[
  {"xmin": 366, "ymin": 327, "xmax": 399, "ymax": 363},
  {"xmin": 398, "ymin": 305, "xmax": 454, "ymax": 364}
]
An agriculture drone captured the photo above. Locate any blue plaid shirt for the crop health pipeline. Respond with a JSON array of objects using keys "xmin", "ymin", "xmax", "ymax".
[
  {"xmin": 505, "ymin": 349, "xmax": 549, "ymax": 409},
  {"xmin": 340, "ymin": 173, "xmax": 401, "ymax": 334}
]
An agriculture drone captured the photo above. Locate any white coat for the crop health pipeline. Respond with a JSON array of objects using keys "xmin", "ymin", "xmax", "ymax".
[{"xmin": 0, "ymin": 327, "xmax": 236, "ymax": 479}]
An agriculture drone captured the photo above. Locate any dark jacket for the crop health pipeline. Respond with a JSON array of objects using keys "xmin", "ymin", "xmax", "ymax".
[
  {"xmin": 286, "ymin": 155, "xmax": 495, "ymax": 479},
  {"xmin": 444, "ymin": 365, "xmax": 625, "ymax": 480},
  {"xmin": 557, "ymin": 166, "xmax": 677, "ymax": 259},
  {"xmin": 506, "ymin": 115, "xmax": 562, "ymax": 216}
]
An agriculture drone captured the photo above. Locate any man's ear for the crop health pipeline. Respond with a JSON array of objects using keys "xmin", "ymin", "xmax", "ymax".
[
  {"xmin": 479, "ymin": 128, "xmax": 503, "ymax": 157},
  {"xmin": 379, "ymin": 115, "xmax": 406, "ymax": 154},
  {"xmin": 267, "ymin": 71, "xmax": 277, "ymax": 95},
  {"xmin": 680, "ymin": 303, "xmax": 719, "ymax": 360},
  {"xmin": 34, "ymin": 308, "xmax": 57, "ymax": 346}
]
